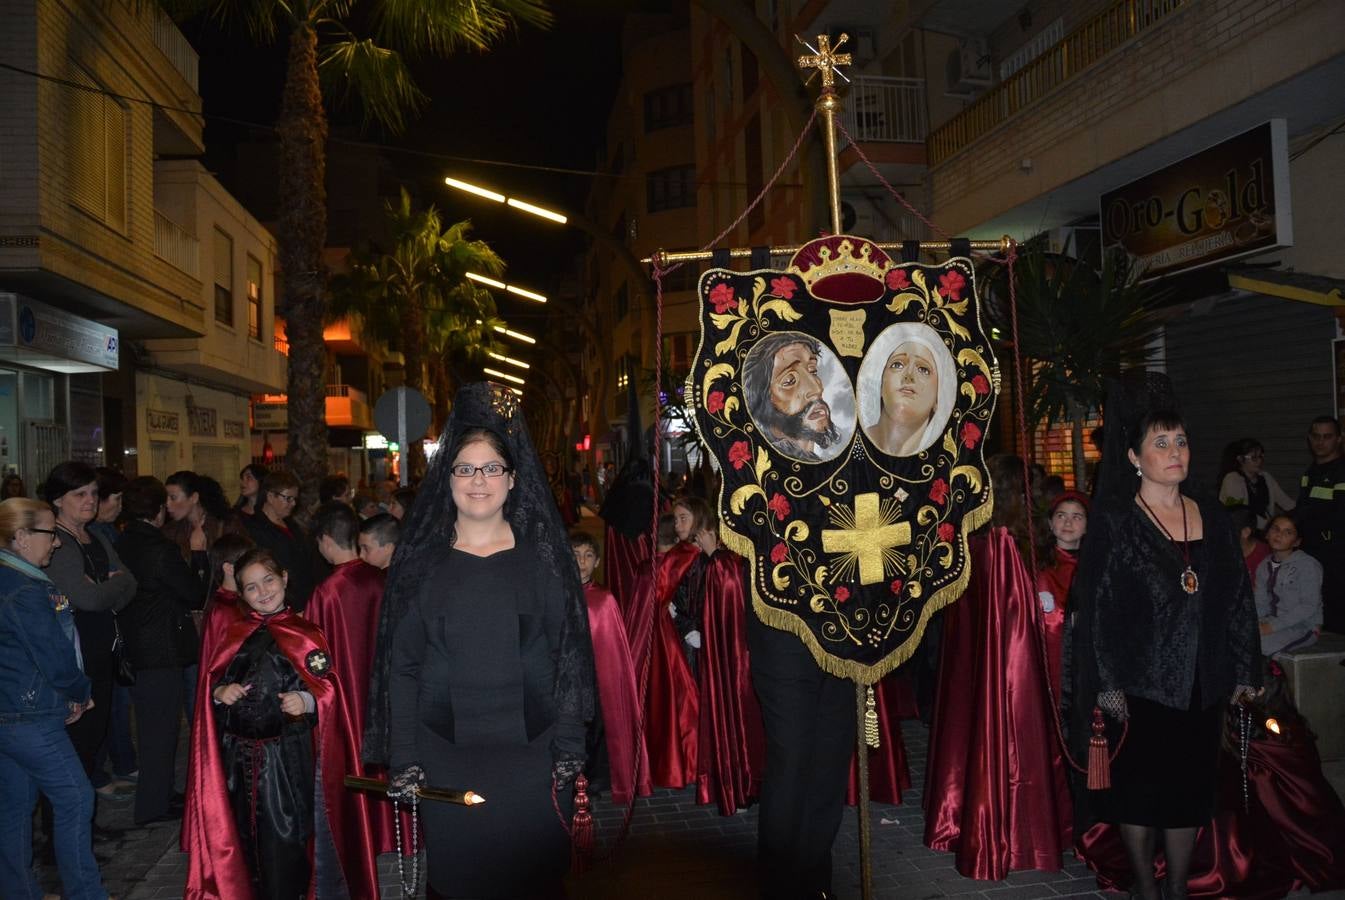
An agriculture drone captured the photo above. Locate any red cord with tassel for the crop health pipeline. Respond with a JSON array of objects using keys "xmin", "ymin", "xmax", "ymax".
[
  {"xmin": 570, "ymin": 774, "xmax": 594, "ymax": 875},
  {"xmin": 1086, "ymin": 707, "xmax": 1112, "ymax": 790}
]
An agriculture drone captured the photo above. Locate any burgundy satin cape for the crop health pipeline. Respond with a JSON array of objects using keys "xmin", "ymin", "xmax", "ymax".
[
  {"xmin": 303, "ymin": 559, "xmax": 402, "ymax": 854},
  {"xmin": 695, "ymin": 549, "xmax": 765, "ymax": 815},
  {"xmin": 182, "ymin": 589, "xmax": 244, "ymax": 852},
  {"xmin": 923, "ymin": 528, "xmax": 1070, "ymax": 879},
  {"xmin": 1034, "ymin": 548, "xmax": 1077, "ymax": 706},
  {"xmin": 603, "ymin": 526, "xmax": 651, "ymax": 620},
  {"xmin": 584, "ymin": 582, "xmax": 653, "ymax": 805},
  {"xmin": 631, "ymin": 542, "xmax": 701, "ymax": 788},
  {"xmin": 184, "ymin": 610, "xmax": 379, "ymax": 900},
  {"xmin": 846, "ymin": 673, "xmax": 917, "ymax": 806},
  {"xmin": 1077, "ymin": 730, "xmax": 1345, "ymax": 897}
]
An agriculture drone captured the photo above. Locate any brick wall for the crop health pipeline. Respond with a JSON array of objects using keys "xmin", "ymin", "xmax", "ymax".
[{"xmin": 928, "ymin": 0, "xmax": 1340, "ymax": 234}]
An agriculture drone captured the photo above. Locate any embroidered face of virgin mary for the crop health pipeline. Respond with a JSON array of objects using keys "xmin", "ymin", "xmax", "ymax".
[{"xmin": 858, "ymin": 323, "xmax": 957, "ymax": 457}]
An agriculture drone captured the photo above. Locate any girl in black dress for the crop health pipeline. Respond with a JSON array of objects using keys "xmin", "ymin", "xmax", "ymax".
[{"xmin": 368, "ymin": 383, "xmax": 595, "ymax": 899}]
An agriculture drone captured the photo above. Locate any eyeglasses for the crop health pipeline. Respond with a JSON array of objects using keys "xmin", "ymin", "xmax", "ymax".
[
  {"xmin": 26, "ymin": 528, "xmax": 58, "ymax": 537},
  {"xmin": 269, "ymin": 491, "xmax": 299, "ymax": 504},
  {"xmin": 450, "ymin": 463, "xmax": 512, "ymax": 479}
]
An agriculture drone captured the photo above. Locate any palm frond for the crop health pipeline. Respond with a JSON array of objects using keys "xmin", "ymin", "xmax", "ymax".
[
  {"xmin": 318, "ymin": 39, "xmax": 427, "ymax": 133},
  {"xmin": 159, "ymin": 0, "xmax": 290, "ymax": 41},
  {"xmin": 374, "ymin": 0, "xmax": 552, "ymax": 57},
  {"xmin": 984, "ymin": 246, "xmax": 1170, "ymax": 432}
]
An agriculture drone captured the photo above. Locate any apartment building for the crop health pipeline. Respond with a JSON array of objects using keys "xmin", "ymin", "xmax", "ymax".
[
  {"xmin": 911, "ymin": 0, "xmax": 1345, "ymax": 485},
  {"xmin": 138, "ymin": 160, "xmax": 287, "ymax": 485},
  {"xmin": 0, "ymin": 0, "xmax": 293, "ymax": 486},
  {"xmin": 658, "ymin": 0, "xmax": 1342, "ymax": 484},
  {"xmin": 579, "ymin": 12, "xmax": 700, "ymax": 470}
]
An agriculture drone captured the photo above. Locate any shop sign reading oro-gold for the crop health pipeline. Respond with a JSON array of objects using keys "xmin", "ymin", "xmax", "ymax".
[{"xmin": 689, "ymin": 235, "xmax": 998, "ymax": 683}]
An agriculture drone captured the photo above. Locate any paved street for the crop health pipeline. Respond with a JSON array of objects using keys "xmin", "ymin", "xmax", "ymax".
[
  {"xmin": 33, "ymin": 515, "xmax": 1345, "ymax": 899},
  {"xmin": 36, "ymin": 716, "xmax": 1104, "ymax": 900}
]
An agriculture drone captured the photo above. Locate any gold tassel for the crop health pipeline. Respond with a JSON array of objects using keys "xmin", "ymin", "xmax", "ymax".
[{"xmin": 864, "ymin": 685, "xmax": 879, "ymax": 749}]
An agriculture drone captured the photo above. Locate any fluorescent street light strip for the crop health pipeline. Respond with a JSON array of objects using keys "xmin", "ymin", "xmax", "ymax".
[
  {"xmin": 444, "ymin": 177, "xmax": 567, "ymax": 224},
  {"xmin": 487, "ymin": 352, "xmax": 530, "ymax": 370},
  {"xmin": 482, "ymin": 367, "xmax": 526, "ymax": 386}
]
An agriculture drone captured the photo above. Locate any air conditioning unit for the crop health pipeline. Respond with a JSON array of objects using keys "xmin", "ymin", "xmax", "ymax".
[
  {"xmin": 845, "ymin": 30, "xmax": 877, "ymax": 67},
  {"xmin": 946, "ymin": 40, "xmax": 992, "ymax": 96}
]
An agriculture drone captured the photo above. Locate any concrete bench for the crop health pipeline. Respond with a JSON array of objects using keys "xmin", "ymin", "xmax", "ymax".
[{"xmin": 1276, "ymin": 631, "xmax": 1345, "ymax": 762}]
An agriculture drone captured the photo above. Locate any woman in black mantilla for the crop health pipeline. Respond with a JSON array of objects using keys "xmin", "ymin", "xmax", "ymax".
[
  {"xmin": 1070, "ymin": 374, "xmax": 1260, "ymax": 900},
  {"xmin": 365, "ymin": 383, "xmax": 595, "ymax": 899}
]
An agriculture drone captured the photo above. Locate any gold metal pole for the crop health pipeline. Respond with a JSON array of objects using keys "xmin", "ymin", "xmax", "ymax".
[
  {"xmin": 645, "ymin": 236, "xmax": 1013, "ymax": 267},
  {"xmin": 819, "ymin": 88, "xmax": 843, "ymax": 235},
  {"xmin": 344, "ymin": 775, "xmax": 485, "ymax": 806},
  {"xmin": 855, "ymin": 682, "xmax": 873, "ymax": 900}
]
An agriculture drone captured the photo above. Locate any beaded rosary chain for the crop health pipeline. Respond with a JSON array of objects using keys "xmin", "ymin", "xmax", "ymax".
[{"xmin": 393, "ymin": 799, "xmax": 420, "ymax": 898}]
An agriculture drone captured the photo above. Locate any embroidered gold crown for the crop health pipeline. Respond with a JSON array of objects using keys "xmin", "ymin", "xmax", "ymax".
[{"xmin": 788, "ymin": 237, "xmax": 893, "ymax": 303}]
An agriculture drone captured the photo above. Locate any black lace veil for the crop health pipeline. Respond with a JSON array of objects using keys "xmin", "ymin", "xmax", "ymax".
[{"xmin": 362, "ymin": 382, "xmax": 596, "ymax": 765}]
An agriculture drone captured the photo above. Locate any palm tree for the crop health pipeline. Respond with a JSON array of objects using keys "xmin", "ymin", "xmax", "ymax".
[
  {"xmin": 982, "ymin": 245, "xmax": 1172, "ymax": 487},
  {"xmin": 169, "ymin": 0, "xmax": 551, "ymax": 498},
  {"xmin": 331, "ymin": 188, "xmax": 507, "ymax": 475}
]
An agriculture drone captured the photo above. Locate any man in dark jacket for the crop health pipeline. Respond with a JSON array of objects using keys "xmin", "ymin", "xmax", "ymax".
[
  {"xmin": 114, "ymin": 476, "xmax": 205, "ymax": 825},
  {"xmin": 1298, "ymin": 415, "xmax": 1345, "ymax": 632},
  {"xmin": 241, "ymin": 470, "xmax": 316, "ymax": 612}
]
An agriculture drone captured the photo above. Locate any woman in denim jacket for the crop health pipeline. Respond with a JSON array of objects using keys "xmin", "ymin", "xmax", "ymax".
[{"xmin": 0, "ymin": 497, "xmax": 108, "ymax": 900}]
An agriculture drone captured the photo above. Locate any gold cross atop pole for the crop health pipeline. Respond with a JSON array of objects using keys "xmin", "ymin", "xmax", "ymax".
[
  {"xmin": 820, "ymin": 492, "xmax": 911, "ymax": 585},
  {"xmin": 797, "ymin": 34, "xmax": 852, "ymax": 235},
  {"xmin": 797, "ymin": 33, "xmax": 852, "ymax": 89}
]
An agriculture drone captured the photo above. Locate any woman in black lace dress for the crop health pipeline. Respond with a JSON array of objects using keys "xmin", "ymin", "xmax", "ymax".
[
  {"xmin": 367, "ymin": 383, "xmax": 595, "ymax": 899},
  {"xmin": 1072, "ymin": 385, "xmax": 1260, "ymax": 900}
]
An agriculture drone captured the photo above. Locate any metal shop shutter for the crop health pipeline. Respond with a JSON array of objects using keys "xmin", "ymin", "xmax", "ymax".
[{"xmin": 1162, "ymin": 292, "xmax": 1337, "ymax": 493}]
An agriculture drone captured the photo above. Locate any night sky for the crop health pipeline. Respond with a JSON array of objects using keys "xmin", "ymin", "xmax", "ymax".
[{"xmin": 182, "ymin": 1, "xmax": 678, "ymax": 330}]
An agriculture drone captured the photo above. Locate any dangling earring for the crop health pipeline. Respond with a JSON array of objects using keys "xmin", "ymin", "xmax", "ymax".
[{"xmin": 1135, "ymin": 464, "xmax": 1142, "ymax": 477}]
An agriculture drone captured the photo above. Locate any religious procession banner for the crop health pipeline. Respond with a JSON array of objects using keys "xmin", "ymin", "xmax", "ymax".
[{"xmin": 688, "ymin": 234, "xmax": 998, "ymax": 683}]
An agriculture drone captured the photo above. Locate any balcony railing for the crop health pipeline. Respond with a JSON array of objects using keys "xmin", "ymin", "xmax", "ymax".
[
  {"xmin": 153, "ymin": 210, "xmax": 199, "ymax": 278},
  {"xmin": 929, "ymin": 0, "xmax": 1188, "ymax": 164},
  {"xmin": 152, "ymin": 10, "xmax": 199, "ymax": 92},
  {"xmin": 325, "ymin": 383, "xmax": 368, "ymax": 405},
  {"xmin": 841, "ymin": 76, "xmax": 928, "ymax": 144}
]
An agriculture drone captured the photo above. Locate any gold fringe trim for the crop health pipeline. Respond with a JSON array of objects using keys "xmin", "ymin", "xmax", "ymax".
[{"xmin": 719, "ymin": 491, "xmax": 993, "ymax": 685}]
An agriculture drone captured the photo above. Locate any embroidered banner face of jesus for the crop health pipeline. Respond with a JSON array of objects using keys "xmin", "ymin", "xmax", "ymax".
[{"xmin": 689, "ymin": 234, "xmax": 998, "ymax": 682}]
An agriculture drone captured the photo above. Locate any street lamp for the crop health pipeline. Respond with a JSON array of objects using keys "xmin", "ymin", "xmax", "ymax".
[
  {"xmin": 474, "ymin": 320, "xmax": 537, "ymax": 345},
  {"xmin": 445, "ymin": 177, "xmax": 568, "ymax": 225}
]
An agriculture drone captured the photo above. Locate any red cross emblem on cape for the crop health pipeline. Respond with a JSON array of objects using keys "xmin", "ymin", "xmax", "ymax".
[{"xmin": 689, "ymin": 234, "xmax": 998, "ymax": 683}]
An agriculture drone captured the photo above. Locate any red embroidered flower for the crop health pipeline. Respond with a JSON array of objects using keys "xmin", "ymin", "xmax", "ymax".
[
  {"xmin": 961, "ymin": 421, "xmax": 982, "ymax": 449},
  {"xmin": 770, "ymin": 542, "xmax": 789, "ymax": 564},
  {"xmin": 885, "ymin": 268, "xmax": 910, "ymax": 291},
  {"xmin": 728, "ymin": 440, "xmax": 751, "ymax": 470},
  {"xmin": 938, "ymin": 522, "xmax": 955, "ymax": 543},
  {"xmin": 971, "ymin": 374, "xmax": 990, "ymax": 395},
  {"xmin": 834, "ymin": 587, "xmax": 851, "ymax": 604},
  {"xmin": 889, "ymin": 579, "xmax": 904, "ymax": 595},
  {"xmin": 937, "ymin": 269, "xmax": 966, "ymax": 301},
  {"xmin": 706, "ymin": 391, "xmax": 725, "ymax": 414},
  {"xmin": 770, "ymin": 276, "xmax": 797, "ymax": 299},
  {"xmin": 767, "ymin": 493, "xmax": 791, "ymax": 522},
  {"xmin": 929, "ymin": 478, "xmax": 949, "ymax": 505},
  {"xmin": 709, "ymin": 282, "xmax": 737, "ymax": 314}
]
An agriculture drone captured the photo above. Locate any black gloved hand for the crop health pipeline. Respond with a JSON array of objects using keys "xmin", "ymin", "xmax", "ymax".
[
  {"xmin": 388, "ymin": 764, "xmax": 426, "ymax": 804},
  {"xmin": 552, "ymin": 757, "xmax": 585, "ymax": 792},
  {"xmin": 1097, "ymin": 690, "xmax": 1129, "ymax": 722}
]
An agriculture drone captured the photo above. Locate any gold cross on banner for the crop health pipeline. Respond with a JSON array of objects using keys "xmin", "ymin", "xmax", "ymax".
[
  {"xmin": 797, "ymin": 33, "xmax": 853, "ymax": 90},
  {"xmin": 821, "ymin": 492, "xmax": 911, "ymax": 586}
]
